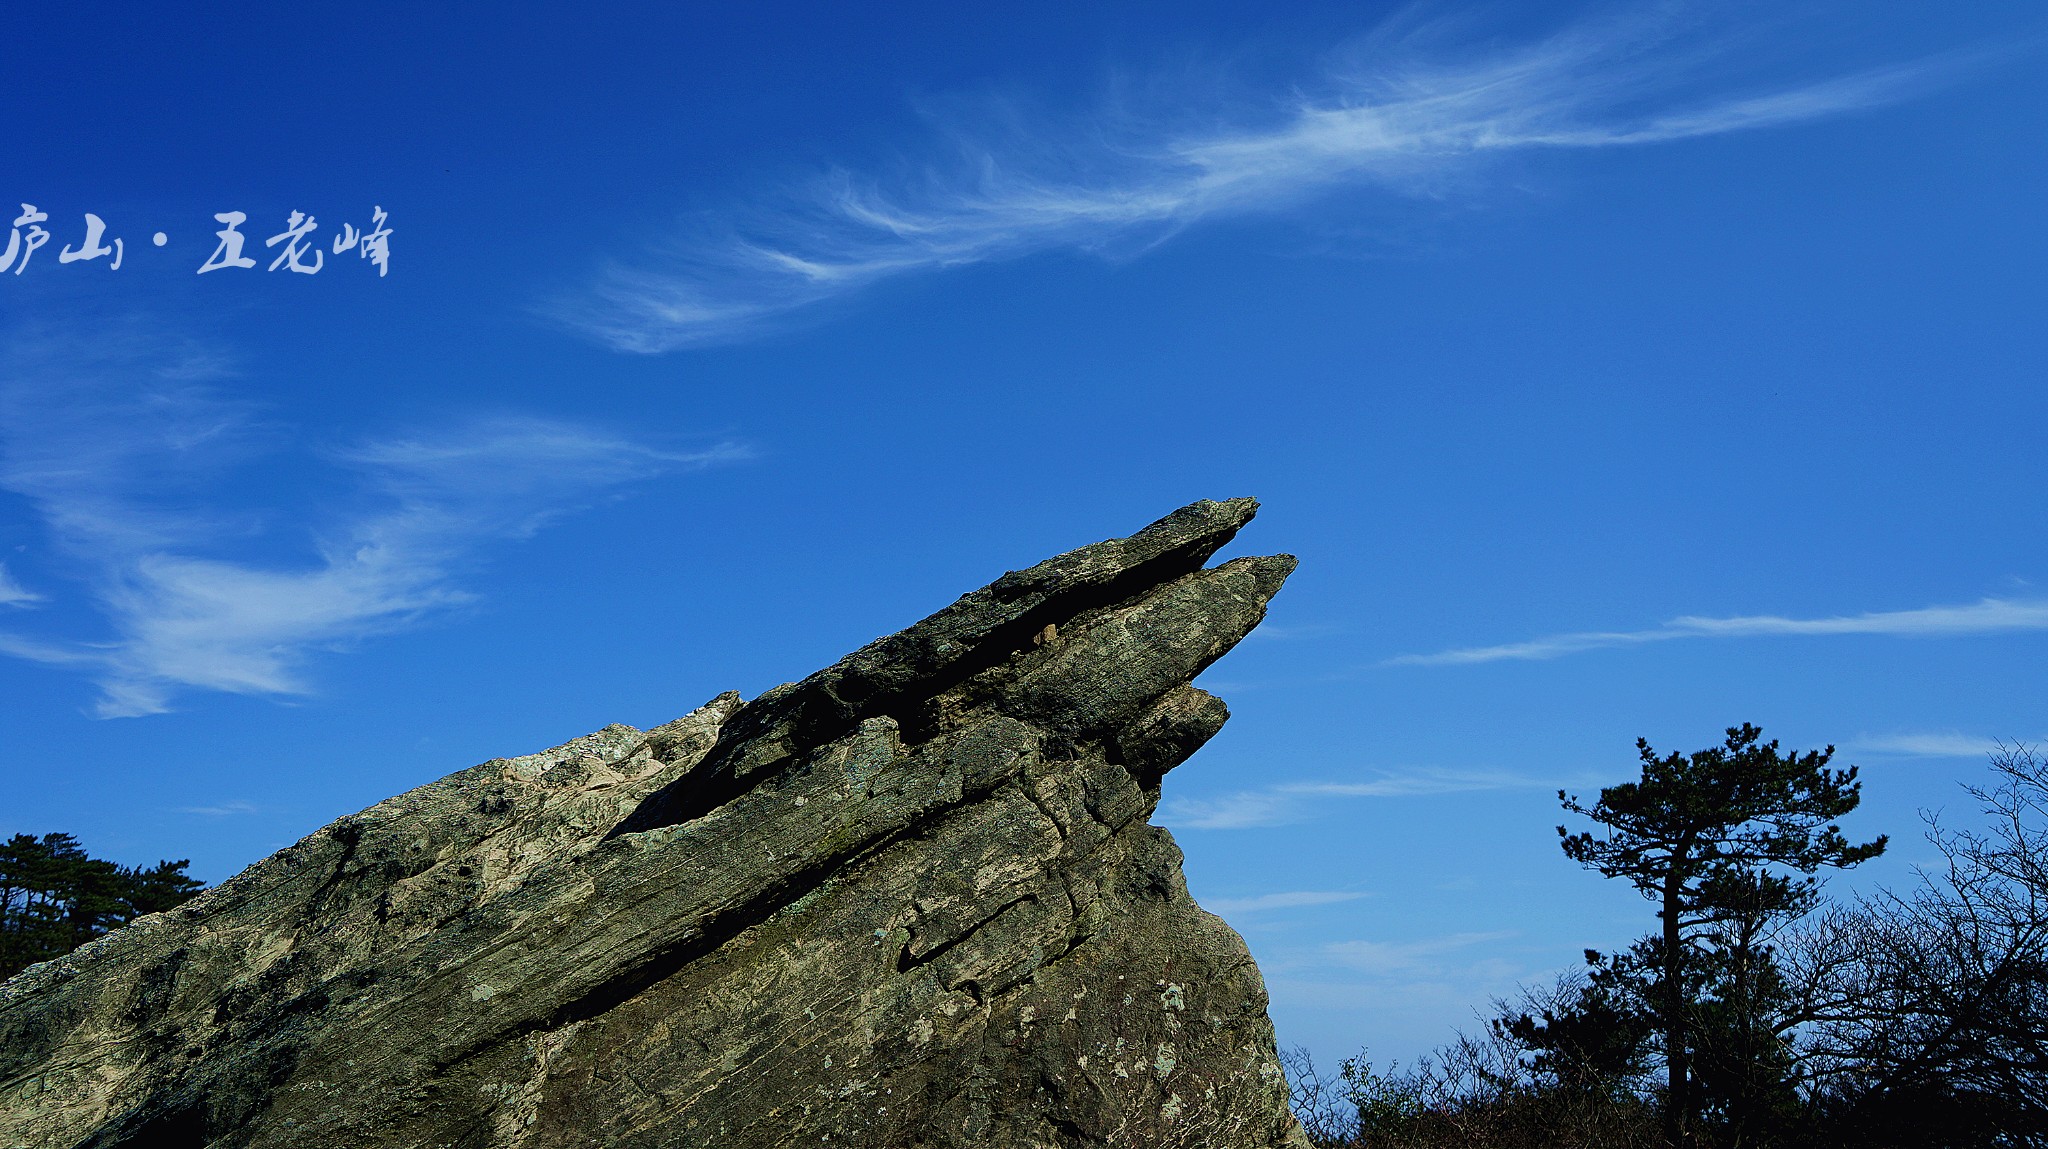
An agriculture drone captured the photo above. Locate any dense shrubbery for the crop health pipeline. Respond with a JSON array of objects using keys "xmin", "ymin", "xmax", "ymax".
[
  {"xmin": 1285, "ymin": 1019, "xmax": 1661, "ymax": 1149},
  {"xmin": 0, "ymin": 832, "xmax": 205, "ymax": 980},
  {"xmin": 1288, "ymin": 742, "xmax": 2048, "ymax": 1149}
]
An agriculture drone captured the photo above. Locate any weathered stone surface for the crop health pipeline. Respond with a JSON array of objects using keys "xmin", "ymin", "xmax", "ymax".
[{"xmin": 1, "ymin": 498, "xmax": 1308, "ymax": 1149}]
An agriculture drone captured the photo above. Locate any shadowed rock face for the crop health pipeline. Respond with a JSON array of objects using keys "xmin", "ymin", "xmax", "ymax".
[{"xmin": 1, "ymin": 498, "xmax": 1309, "ymax": 1149}]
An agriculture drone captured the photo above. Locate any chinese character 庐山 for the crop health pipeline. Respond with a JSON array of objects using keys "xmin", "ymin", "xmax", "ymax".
[
  {"xmin": 58, "ymin": 213, "xmax": 122, "ymax": 269},
  {"xmin": 0, "ymin": 204, "xmax": 51, "ymax": 275}
]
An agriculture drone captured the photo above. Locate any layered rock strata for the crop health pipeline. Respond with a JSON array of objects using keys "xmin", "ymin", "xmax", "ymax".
[{"xmin": 1, "ymin": 498, "xmax": 1308, "ymax": 1149}]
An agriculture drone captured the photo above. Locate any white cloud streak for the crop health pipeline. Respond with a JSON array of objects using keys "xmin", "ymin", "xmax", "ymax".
[
  {"xmin": 0, "ymin": 326, "xmax": 746, "ymax": 717},
  {"xmin": 558, "ymin": 10, "xmax": 1968, "ymax": 352},
  {"xmin": 0, "ymin": 562, "xmax": 41, "ymax": 606},
  {"xmin": 1849, "ymin": 732, "xmax": 2044, "ymax": 759},
  {"xmin": 1322, "ymin": 930, "xmax": 1520, "ymax": 978},
  {"xmin": 1203, "ymin": 890, "xmax": 1369, "ymax": 916},
  {"xmin": 1162, "ymin": 788, "xmax": 1303, "ymax": 831},
  {"xmin": 176, "ymin": 800, "xmax": 259, "ymax": 817},
  {"xmin": 1162, "ymin": 767, "xmax": 1537, "ymax": 830},
  {"xmin": 1388, "ymin": 598, "xmax": 2048, "ymax": 667}
]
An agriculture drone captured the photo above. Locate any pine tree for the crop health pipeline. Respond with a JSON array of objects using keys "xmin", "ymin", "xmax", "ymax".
[
  {"xmin": 0, "ymin": 832, "xmax": 205, "ymax": 980},
  {"xmin": 1557, "ymin": 724, "xmax": 1886, "ymax": 1146}
]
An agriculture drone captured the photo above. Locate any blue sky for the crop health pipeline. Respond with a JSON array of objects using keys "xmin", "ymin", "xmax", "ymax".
[{"xmin": 4, "ymin": 1, "xmax": 2045, "ymax": 1068}]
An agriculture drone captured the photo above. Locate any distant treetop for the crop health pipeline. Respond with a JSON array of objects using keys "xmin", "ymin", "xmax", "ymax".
[{"xmin": 0, "ymin": 832, "xmax": 206, "ymax": 981}]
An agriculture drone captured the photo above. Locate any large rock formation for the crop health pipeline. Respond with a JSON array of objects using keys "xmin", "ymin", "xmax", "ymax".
[{"xmin": 1, "ymin": 498, "xmax": 1308, "ymax": 1148}]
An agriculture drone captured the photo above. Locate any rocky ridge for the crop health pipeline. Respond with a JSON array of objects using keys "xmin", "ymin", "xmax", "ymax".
[{"xmin": 1, "ymin": 497, "xmax": 1309, "ymax": 1148}]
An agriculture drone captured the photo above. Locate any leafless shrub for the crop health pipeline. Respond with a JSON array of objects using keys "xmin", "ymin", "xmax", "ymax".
[
  {"xmin": 1281, "ymin": 1045, "xmax": 1360, "ymax": 1146},
  {"xmin": 1780, "ymin": 743, "xmax": 2048, "ymax": 1146}
]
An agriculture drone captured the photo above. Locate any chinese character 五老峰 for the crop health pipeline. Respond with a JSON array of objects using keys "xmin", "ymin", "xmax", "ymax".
[
  {"xmin": 332, "ymin": 206, "xmax": 392, "ymax": 277},
  {"xmin": 197, "ymin": 211, "xmax": 258, "ymax": 273},
  {"xmin": 265, "ymin": 210, "xmax": 323, "ymax": 274}
]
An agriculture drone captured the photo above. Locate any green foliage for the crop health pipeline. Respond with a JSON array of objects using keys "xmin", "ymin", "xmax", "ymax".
[
  {"xmin": 0, "ymin": 832, "xmax": 205, "ymax": 980},
  {"xmin": 1340, "ymin": 1052, "xmax": 1425, "ymax": 1145},
  {"xmin": 1493, "ymin": 958, "xmax": 1657, "ymax": 1099},
  {"xmin": 1557, "ymin": 723, "xmax": 1886, "ymax": 921}
]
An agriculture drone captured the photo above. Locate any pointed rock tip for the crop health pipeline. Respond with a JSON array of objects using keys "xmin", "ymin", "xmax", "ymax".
[
  {"xmin": 1149, "ymin": 495, "xmax": 1258, "ymax": 529},
  {"xmin": 1126, "ymin": 496, "xmax": 1258, "ymax": 548},
  {"xmin": 629, "ymin": 495, "xmax": 1281, "ymax": 822}
]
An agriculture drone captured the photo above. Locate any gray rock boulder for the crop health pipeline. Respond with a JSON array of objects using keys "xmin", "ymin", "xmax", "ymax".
[{"xmin": 1, "ymin": 498, "xmax": 1309, "ymax": 1148}]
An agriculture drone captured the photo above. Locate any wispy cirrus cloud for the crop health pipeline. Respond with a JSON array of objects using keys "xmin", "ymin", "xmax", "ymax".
[
  {"xmin": 1322, "ymin": 930, "xmax": 1520, "ymax": 978},
  {"xmin": 1162, "ymin": 766, "xmax": 1538, "ymax": 830},
  {"xmin": 176, "ymin": 800, "xmax": 259, "ymax": 817},
  {"xmin": 0, "ymin": 562, "xmax": 41, "ymax": 606},
  {"xmin": 1388, "ymin": 598, "xmax": 2048, "ymax": 667},
  {"xmin": 558, "ymin": 9, "xmax": 1975, "ymax": 352},
  {"xmin": 1203, "ymin": 890, "xmax": 1369, "ymax": 916},
  {"xmin": 1848, "ymin": 732, "xmax": 2044, "ymax": 759},
  {"xmin": 0, "ymin": 325, "xmax": 746, "ymax": 717}
]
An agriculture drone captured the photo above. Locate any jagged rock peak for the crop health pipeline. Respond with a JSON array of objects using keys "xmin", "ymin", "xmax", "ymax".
[{"xmin": 1, "ymin": 498, "xmax": 1310, "ymax": 1149}]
